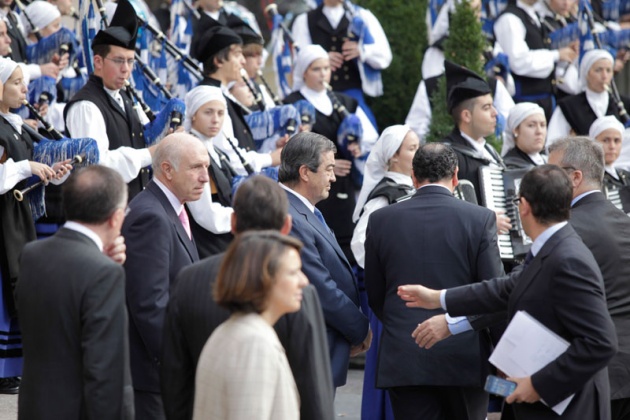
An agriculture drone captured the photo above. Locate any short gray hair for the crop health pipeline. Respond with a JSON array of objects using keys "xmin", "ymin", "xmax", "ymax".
[
  {"xmin": 278, "ymin": 132, "xmax": 336, "ymax": 185},
  {"xmin": 548, "ymin": 136, "xmax": 604, "ymax": 187},
  {"xmin": 152, "ymin": 133, "xmax": 201, "ymax": 176}
]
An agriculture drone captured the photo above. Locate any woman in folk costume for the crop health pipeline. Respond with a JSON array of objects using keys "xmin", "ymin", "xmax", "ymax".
[
  {"xmin": 547, "ymin": 49, "xmax": 630, "ymax": 144},
  {"xmin": 350, "ymin": 124, "xmax": 419, "ymax": 420},
  {"xmin": 0, "ymin": 57, "xmax": 71, "ymax": 393},
  {"xmin": 284, "ymin": 44, "xmax": 378, "ymax": 264},
  {"xmin": 502, "ymin": 102, "xmax": 548, "ymax": 169},
  {"xmin": 184, "ymin": 85, "xmax": 235, "ymax": 257}
]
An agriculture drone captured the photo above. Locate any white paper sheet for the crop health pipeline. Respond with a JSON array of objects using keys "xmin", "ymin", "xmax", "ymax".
[{"xmin": 489, "ymin": 310, "xmax": 574, "ymax": 415}]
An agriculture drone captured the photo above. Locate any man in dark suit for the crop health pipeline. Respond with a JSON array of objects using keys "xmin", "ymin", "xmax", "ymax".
[
  {"xmin": 16, "ymin": 165, "xmax": 133, "ymax": 419},
  {"xmin": 123, "ymin": 133, "xmax": 208, "ymax": 419},
  {"xmin": 399, "ymin": 164, "xmax": 618, "ymax": 419},
  {"xmin": 278, "ymin": 132, "xmax": 371, "ymax": 389},
  {"xmin": 548, "ymin": 137, "xmax": 630, "ymax": 420},
  {"xmin": 161, "ymin": 175, "xmax": 334, "ymax": 420},
  {"xmin": 364, "ymin": 143, "xmax": 504, "ymax": 420}
]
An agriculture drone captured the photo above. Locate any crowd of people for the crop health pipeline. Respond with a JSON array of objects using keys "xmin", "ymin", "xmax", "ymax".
[{"xmin": 1, "ymin": 0, "xmax": 630, "ymax": 419}]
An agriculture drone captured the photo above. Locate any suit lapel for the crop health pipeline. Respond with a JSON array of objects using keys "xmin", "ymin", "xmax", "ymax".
[{"xmin": 146, "ymin": 182, "xmax": 199, "ymax": 262}]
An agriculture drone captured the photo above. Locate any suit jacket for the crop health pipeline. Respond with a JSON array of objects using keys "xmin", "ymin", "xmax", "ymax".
[
  {"xmin": 285, "ymin": 190, "xmax": 369, "ymax": 387},
  {"xmin": 123, "ymin": 180, "xmax": 199, "ymax": 393},
  {"xmin": 446, "ymin": 224, "xmax": 617, "ymax": 419},
  {"xmin": 16, "ymin": 228, "xmax": 133, "ymax": 420},
  {"xmin": 570, "ymin": 192, "xmax": 630, "ymax": 400},
  {"xmin": 364, "ymin": 185, "xmax": 504, "ymax": 388},
  {"xmin": 161, "ymin": 253, "xmax": 334, "ymax": 420},
  {"xmin": 192, "ymin": 313, "xmax": 300, "ymax": 420}
]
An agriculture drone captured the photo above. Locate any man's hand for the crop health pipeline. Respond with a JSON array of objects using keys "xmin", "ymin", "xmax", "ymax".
[
  {"xmin": 51, "ymin": 158, "xmax": 73, "ymax": 179},
  {"xmin": 347, "ymin": 142, "xmax": 361, "ymax": 158},
  {"xmin": 505, "ymin": 376, "xmax": 540, "ymax": 404},
  {"xmin": 558, "ymin": 46, "xmax": 577, "ymax": 63},
  {"xmin": 275, "ymin": 134, "xmax": 290, "ymax": 149},
  {"xmin": 350, "ymin": 328, "xmax": 373, "ymax": 356},
  {"xmin": 342, "ymin": 40, "xmax": 360, "ymax": 61},
  {"xmin": 329, "ymin": 51, "xmax": 344, "ymax": 71},
  {"xmin": 333, "ymin": 159, "xmax": 352, "ymax": 177},
  {"xmin": 270, "ymin": 147, "xmax": 283, "ymax": 167},
  {"xmin": 40, "ymin": 62, "xmax": 61, "ymax": 79},
  {"xmin": 411, "ymin": 314, "xmax": 451, "ymax": 349},
  {"xmin": 495, "ymin": 209, "xmax": 512, "ymax": 235},
  {"xmin": 397, "ymin": 284, "xmax": 442, "ymax": 309},
  {"xmin": 104, "ymin": 235, "xmax": 127, "ymax": 265}
]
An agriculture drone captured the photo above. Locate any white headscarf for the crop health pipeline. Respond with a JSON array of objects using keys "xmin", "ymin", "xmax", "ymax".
[
  {"xmin": 579, "ymin": 49, "xmax": 614, "ymax": 91},
  {"xmin": 588, "ymin": 115, "xmax": 625, "ymax": 139},
  {"xmin": 352, "ymin": 125, "xmax": 412, "ymax": 222},
  {"xmin": 502, "ymin": 102, "xmax": 546, "ymax": 155},
  {"xmin": 184, "ymin": 85, "xmax": 227, "ymax": 132},
  {"xmin": 20, "ymin": 1, "xmax": 61, "ymax": 35},
  {"xmin": 0, "ymin": 57, "xmax": 24, "ymax": 134},
  {"xmin": 292, "ymin": 44, "xmax": 329, "ymax": 91}
]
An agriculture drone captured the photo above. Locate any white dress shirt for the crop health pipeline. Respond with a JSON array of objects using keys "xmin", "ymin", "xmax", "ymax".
[
  {"xmin": 547, "ymin": 88, "xmax": 609, "ymax": 145},
  {"xmin": 63, "ymin": 221, "xmax": 104, "ymax": 251}
]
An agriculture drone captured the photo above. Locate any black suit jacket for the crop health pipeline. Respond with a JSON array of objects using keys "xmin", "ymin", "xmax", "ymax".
[
  {"xmin": 123, "ymin": 180, "xmax": 199, "ymax": 393},
  {"xmin": 570, "ymin": 191, "xmax": 630, "ymax": 400},
  {"xmin": 161, "ymin": 253, "xmax": 335, "ymax": 420},
  {"xmin": 16, "ymin": 228, "xmax": 133, "ymax": 419},
  {"xmin": 364, "ymin": 185, "xmax": 504, "ymax": 388},
  {"xmin": 446, "ymin": 224, "xmax": 617, "ymax": 419}
]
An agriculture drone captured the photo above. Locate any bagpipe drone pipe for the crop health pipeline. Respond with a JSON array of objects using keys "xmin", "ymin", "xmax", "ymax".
[{"xmin": 244, "ymin": 104, "xmax": 300, "ymax": 153}]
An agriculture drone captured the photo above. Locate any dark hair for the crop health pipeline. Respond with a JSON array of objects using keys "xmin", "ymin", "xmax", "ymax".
[
  {"xmin": 91, "ymin": 44, "xmax": 111, "ymax": 58},
  {"xmin": 413, "ymin": 143, "xmax": 458, "ymax": 183},
  {"xmin": 519, "ymin": 164, "xmax": 572, "ymax": 224},
  {"xmin": 203, "ymin": 44, "xmax": 234, "ymax": 76},
  {"xmin": 278, "ymin": 132, "xmax": 336, "ymax": 185},
  {"xmin": 451, "ymin": 97, "xmax": 477, "ymax": 125},
  {"xmin": 214, "ymin": 231, "xmax": 303, "ymax": 313},
  {"xmin": 63, "ymin": 165, "xmax": 128, "ymax": 224},
  {"xmin": 233, "ymin": 176, "xmax": 288, "ymax": 233},
  {"xmin": 547, "ymin": 136, "xmax": 604, "ymax": 188}
]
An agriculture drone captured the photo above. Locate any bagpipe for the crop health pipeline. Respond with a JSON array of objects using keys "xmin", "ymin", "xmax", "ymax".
[
  {"xmin": 323, "ymin": 82, "xmax": 363, "ymax": 161},
  {"xmin": 265, "ymin": 3, "xmax": 298, "ymax": 98}
]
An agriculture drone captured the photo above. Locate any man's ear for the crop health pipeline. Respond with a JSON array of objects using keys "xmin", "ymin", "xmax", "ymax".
[{"xmin": 298, "ymin": 164, "xmax": 310, "ymax": 183}]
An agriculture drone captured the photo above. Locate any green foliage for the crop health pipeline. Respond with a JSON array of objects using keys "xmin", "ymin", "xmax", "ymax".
[
  {"xmin": 357, "ymin": 0, "xmax": 426, "ymax": 130},
  {"xmin": 425, "ymin": 0, "xmax": 499, "ymax": 149}
]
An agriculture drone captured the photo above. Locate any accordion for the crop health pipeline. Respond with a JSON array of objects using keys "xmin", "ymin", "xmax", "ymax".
[{"xmin": 479, "ymin": 167, "xmax": 532, "ymax": 261}]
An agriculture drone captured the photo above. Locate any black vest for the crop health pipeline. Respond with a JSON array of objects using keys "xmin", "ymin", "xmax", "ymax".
[
  {"xmin": 5, "ymin": 11, "xmax": 27, "ymax": 63},
  {"xmin": 307, "ymin": 6, "xmax": 362, "ymax": 92},
  {"xmin": 558, "ymin": 92, "xmax": 630, "ymax": 135},
  {"xmin": 365, "ymin": 177, "xmax": 413, "ymax": 207},
  {"xmin": 64, "ymin": 74, "xmax": 149, "ymax": 198},
  {"xmin": 0, "ymin": 118, "xmax": 36, "ymax": 314},
  {"xmin": 199, "ymin": 77, "xmax": 256, "ymax": 151},
  {"xmin": 498, "ymin": 5, "xmax": 554, "ymax": 99}
]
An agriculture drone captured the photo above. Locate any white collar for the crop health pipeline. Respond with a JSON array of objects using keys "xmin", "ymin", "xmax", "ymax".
[
  {"xmin": 153, "ymin": 177, "xmax": 185, "ymax": 216},
  {"xmin": 322, "ymin": 4, "xmax": 345, "ymax": 29},
  {"xmin": 0, "ymin": 112, "xmax": 23, "ymax": 134},
  {"xmin": 516, "ymin": 0, "xmax": 541, "ymax": 26},
  {"xmin": 300, "ymin": 86, "xmax": 333, "ymax": 116},
  {"xmin": 528, "ymin": 152, "xmax": 546, "ymax": 165},
  {"xmin": 280, "ymin": 182, "xmax": 316, "ymax": 213},
  {"xmin": 460, "ymin": 130, "xmax": 499, "ymax": 162},
  {"xmin": 585, "ymin": 88, "xmax": 609, "ymax": 118},
  {"xmin": 203, "ymin": 9, "xmax": 221, "ymax": 21},
  {"xmin": 190, "ymin": 128, "xmax": 222, "ymax": 168},
  {"xmin": 530, "ymin": 221, "xmax": 568, "ymax": 256},
  {"xmin": 605, "ymin": 165, "xmax": 619, "ymax": 179},
  {"xmin": 103, "ymin": 85, "xmax": 121, "ymax": 99},
  {"xmin": 384, "ymin": 171, "xmax": 413, "ymax": 187},
  {"xmin": 63, "ymin": 221, "xmax": 104, "ymax": 251},
  {"xmin": 418, "ymin": 183, "xmax": 452, "ymax": 193}
]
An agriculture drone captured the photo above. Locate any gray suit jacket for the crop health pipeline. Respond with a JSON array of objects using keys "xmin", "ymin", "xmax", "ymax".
[
  {"xmin": 446, "ymin": 224, "xmax": 617, "ymax": 419},
  {"xmin": 16, "ymin": 228, "xmax": 133, "ymax": 420}
]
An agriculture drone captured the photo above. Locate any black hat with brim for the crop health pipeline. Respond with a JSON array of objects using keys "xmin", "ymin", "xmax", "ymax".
[
  {"xmin": 92, "ymin": 0, "xmax": 138, "ymax": 50},
  {"xmin": 191, "ymin": 13, "xmax": 242, "ymax": 63},
  {"xmin": 445, "ymin": 60, "xmax": 491, "ymax": 113},
  {"xmin": 226, "ymin": 14, "xmax": 263, "ymax": 45}
]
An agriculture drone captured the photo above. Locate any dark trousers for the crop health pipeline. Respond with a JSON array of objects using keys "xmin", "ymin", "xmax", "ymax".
[
  {"xmin": 613, "ymin": 398, "xmax": 630, "ymax": 420},
  {"xmin": 134, "ymin": 389, "xmax": 165, "ymax": 420},
  {"xmin": 388, "ymin": 385, "xmax": 488, "ymax": 420}
]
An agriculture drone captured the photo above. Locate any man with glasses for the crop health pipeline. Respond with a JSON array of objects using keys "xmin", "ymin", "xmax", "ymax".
[{"xmin": 64, "ymin": 0, "xmax": 155, "ymax": 199}]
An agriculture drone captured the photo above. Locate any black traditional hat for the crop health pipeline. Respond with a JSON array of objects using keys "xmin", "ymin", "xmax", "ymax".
[
  {"xmin": 91, "ymin": 0, "xmax": 138, "ymax": 50},
  {"xmin": 191, "ymin": 13, "xmax": 242, "ymax": 63},
  {"xmin": 226, "ymin": 14, "xmax": 263, "ymax": 45},
  {"xmin": 445, "ymin": 60, "xmax": 491, "ymax": 113}
]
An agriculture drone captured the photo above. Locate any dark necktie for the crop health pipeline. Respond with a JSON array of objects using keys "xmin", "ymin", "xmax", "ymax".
[
  {"xmin": 523, "ymin": 250, "xmax": 534, "ymax": 267},
  {"xmin": 313, "ymin": 208, "xmax": 333, "ymax": 235}
]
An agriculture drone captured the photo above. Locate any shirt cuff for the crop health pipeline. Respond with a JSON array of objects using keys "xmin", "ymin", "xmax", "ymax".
[
  {"xmin": 440, "ymin": 289, "xmax": 447, "ymax": 310},
  {"xmin": 445, "ymin": 314, "xmax": 473, "ymax": 335},
  {"xmin": 552, "ymin": 50, "xmax": 560, "ymax": 63}
]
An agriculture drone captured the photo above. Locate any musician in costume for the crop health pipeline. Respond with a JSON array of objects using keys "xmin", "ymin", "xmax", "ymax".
[
  {"xmin": 589, "ymin": 115, "xmax": 630, "ymax": 213},
  {"xmin": 191, "ymin": 19, "xmax": 282, "ymax": 172},
  {"xmin": 184, "ymin": 85, "xmax": 235, "ymax": 257},
  {"xmin": 291, "ymin": 0, "xmax": 392, "ymax": 127},
  {"xmin": 440, "ymin": 60, "xmax": 512, "ymax": 233},
  {"xmin": 284, "ymin": 44, "xmax": 378, "ymax": 264},
  {"xmin": 350, "ymin": 124, "xmax": 419, "ymax": 420},
  {"xmin": 494, "ymin": 0, "xmax": 578, "ymax": 119},
  {"xmin": 548, "ymin": 49, "xmax": 630, "ymax": 143},
  {"xmin": 0, "ymin": 19, "xmax": 10, "ymax": 57},
  {"xmin": 502, "ymin": 102, "xmax": 547, "ymax": 169},
  {"xmin": 0, "ymin": 56, "xmax": 71, "ymax": 394},
  {"xmin": 65, "ymin": 0, "xmax": 155, "ymax": 200}
]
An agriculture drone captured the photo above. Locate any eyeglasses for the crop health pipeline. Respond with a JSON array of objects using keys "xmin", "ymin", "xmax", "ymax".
[
  {"xmin": 512, "ymin": 196, "xmax": 522, "ymax": 205},
  {"xmin": 105, "ymin": 57, "xmax": 135, "ymax": 67}
]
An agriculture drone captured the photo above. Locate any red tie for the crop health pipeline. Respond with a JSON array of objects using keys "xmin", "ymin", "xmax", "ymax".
[{"xmin": 178, "ymin": 208, "xmax": 192, "ymax": 240}]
